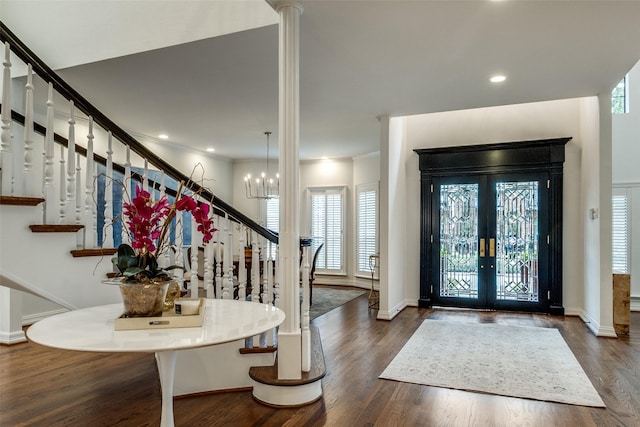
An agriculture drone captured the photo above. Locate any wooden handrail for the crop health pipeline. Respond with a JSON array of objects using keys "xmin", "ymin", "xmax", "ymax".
[{"xmin": 0, "ymin": 22, "xmax": 277, "ymax": 243}]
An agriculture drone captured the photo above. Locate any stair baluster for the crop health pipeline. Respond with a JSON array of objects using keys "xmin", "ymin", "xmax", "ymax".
[
  {"xmin": 84, "ymin": 117, "xmax": 96, "ymax": 248},
  {"xmin": 43, "ymin": 83, "xmax": 56, "ymax": 224},
  {"xmin": 1, "ymin": 42, "xmax": 13, "ymax": 195},
  {"xmin": 66, "ymin": 102, "xmax": 76, "ymax": 225},
  {"xmin": 22, "ymin": 64, "xmax": 34, "ymax": 196},
  {"xmin": 102, "ymin": 132, "xmax": 114, "ymax": 248}
]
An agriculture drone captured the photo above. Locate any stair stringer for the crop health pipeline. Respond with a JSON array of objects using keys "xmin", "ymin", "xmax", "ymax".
[{"xmin": 0, "ymin": 205, "xmax": 121, "ymax": 310}]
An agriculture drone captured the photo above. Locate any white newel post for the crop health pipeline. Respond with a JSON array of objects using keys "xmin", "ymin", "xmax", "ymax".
[
  {"xmin": 43, "ymin": 83, "xmax": 56, "ymax": 223},
  {"xmin": 276, "ymin": 0, "xmax": 303, "ymax": 380},
  {"xmin": 1, "ymin": 42, "xmax": 13, "ymax": 195},
  {"xmin": 84, "ymin": 117, "xmax": 96, "ymax": 248},
  {"xmin": 103, "ymin": 132, "xmax": 114, "ymax": 247},
  {"xmin": 22, "ymin": 64, "xmax": 34, "ymax": 196},
  {"xmin": 66, "ymin": 102, "xmax": 76, "ymax": 225}
]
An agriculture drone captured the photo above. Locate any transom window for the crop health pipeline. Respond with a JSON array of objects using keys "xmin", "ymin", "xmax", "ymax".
[{"xmin": 612, "ymin": 75, "xmax": 629, "ymax": 114}]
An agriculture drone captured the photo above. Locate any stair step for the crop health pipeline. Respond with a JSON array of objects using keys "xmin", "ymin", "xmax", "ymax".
[
  {"xmin": 29, "ymin": 224, "xmax": 84, "ymax": 233},
  {"xmin": 0, "ymin": 196, "xmax": 45, "ymax": 206},
  {"xmin": 239, "ymin": 345, "xmax": 277, "ymax": 355},
  {"xmin": 71, "ymin": 248, "xmax": 118, "ymax": 258},
  {"xmin": 249, "ymin": 325, "xmax": 326, "ymax": 387}
]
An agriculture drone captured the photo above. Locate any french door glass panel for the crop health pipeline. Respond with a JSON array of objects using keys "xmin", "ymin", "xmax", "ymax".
[
  {"xmin": 439, "ymin": 183, "xmax": 479, "ymax": 299},
  {"xmin": 495, "ymin": 181, "xmax": 539, "ymax": 302}
]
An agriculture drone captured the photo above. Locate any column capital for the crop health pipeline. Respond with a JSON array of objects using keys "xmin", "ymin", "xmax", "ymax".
[{"xmin": 268, "ymin": 0, "xmax": 303, "ymax": 14}]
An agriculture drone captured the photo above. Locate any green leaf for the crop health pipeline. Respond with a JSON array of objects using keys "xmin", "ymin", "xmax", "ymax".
[{"xmin": 115, "ymin": 244, "xmax": 139, "ymax": 273}]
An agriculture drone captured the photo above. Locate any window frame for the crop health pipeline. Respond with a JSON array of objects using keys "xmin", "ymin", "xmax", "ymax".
[
  {"xmin": 263, "ymin": 197, "xmax": 280, "ymax": 261},
  {"xmin": 612, "ymin": 74, "xmax": 629, "ymax": 114},
  {"xmin": 308, "ymin": 186, "xmax": 347, "ymax": 275},
  {"xmin": 355, "ymin": 182, "xmax": 379, "ymax": 278},
  {"xmin": 612, "ymin": 187, "xmax": 631, "ymax": 274}
]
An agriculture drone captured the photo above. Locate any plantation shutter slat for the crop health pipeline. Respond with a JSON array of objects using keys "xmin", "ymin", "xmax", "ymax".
[
  {"xmin": 310, "ymin": 188, "xmax": 344, "ymax": 272},
  {"xmin": 612, "ymin": 193, "xmax": 629, "ymax": 274},
  {"xmin": 357, "ymin": 186, "xmax": 377, "ymax": 275}
]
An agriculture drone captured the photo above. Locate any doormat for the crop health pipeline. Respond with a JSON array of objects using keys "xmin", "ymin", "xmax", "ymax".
[{"xmin": 379, "ymin": 320, "xmax": 605, "ymax": 407}]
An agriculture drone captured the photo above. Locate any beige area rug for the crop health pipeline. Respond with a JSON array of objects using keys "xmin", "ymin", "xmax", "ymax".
[{"xmin": 379, "ymin": 320, "xmax": 605, "ymax": 407}]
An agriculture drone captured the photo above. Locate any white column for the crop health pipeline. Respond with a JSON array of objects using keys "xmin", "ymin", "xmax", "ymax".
[
  {"xmin": 0, "ymin": 287, "xmax": 26, "ymax": 345},
  {"xmin": 275, "ymin": 0, "xmax": 303, "ymax": 380}
]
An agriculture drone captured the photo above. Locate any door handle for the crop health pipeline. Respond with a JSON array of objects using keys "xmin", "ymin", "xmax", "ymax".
[
  {"xmin": 489, "ymin": 238, "xmax": 495, "ymax": 257},
  {"xmin": 479, "ymin": 238, "xmax": 486, "ymax": 257}
]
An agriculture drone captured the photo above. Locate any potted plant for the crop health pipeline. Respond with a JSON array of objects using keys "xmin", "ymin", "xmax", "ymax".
[{"xmin": 110, "ymin": 183, "xmax": 216, "ymax": 317}]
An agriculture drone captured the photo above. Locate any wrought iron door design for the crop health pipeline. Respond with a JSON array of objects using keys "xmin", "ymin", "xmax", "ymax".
[{"xmin": 432, "ymin": 174, "xmax": 548, "ymax": 311}]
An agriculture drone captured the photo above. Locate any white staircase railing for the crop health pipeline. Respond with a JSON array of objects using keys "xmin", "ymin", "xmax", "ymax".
[{"xmin": 0, "ymin": 32, "xmax": 314, "ymax": 355}]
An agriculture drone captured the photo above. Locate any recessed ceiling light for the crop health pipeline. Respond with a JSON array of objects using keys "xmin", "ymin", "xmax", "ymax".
[
  {"xmin": 206, "ymin": 147, "xmax": 215, "ymax": 152},
  {"xmin": 158, "ymin": 134, "xmax": 169, "ymax": 140},
  {"xmin": 490, "ymin": 75, "xmax": 507, "ymax": 83}
]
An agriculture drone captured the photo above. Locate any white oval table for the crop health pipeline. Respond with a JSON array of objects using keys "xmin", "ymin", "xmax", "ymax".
[{"xmin": 27, "ymin": 299, "xmax": 285, "ymax": 427}]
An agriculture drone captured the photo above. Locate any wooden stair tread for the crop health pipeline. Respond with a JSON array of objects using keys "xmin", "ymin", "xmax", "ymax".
[
  {"xmin": 249, "ymin": 325, "xmax": 326, "ymax": 386},
  {"xmin": 29, "ymin": 224, "xmax": 84, "ymax": 232},
  {"xmin": 71, "ymin": 248, "xmax": 118, "ymax": 258},
  {"xmin": 0, "ymin": 196, "xmax": 45, "ymax": 206},
  {"xmin": 239, "ymin": 346, "xmax": 277, "ymax": 355}
]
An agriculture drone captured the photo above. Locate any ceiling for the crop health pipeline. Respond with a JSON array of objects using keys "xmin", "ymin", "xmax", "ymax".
[{"xmin": 3, "ymin": 0, "xmax": 640, "ymax": 161}]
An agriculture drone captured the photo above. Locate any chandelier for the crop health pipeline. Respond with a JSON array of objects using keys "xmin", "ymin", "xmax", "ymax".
[{"xmin": 244, "ymin": 131, "xmax": 279, "ymax": 199}]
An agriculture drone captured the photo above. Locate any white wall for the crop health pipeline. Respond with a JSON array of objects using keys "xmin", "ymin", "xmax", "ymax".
[
  {"xmin": 300, "ymin": 158, "xmax": 354, "ymax": 278},
  {"xmin": 141, "ymin": 140, "xmax": 233, "ymax": 202},
  {"xmin": 404, "ymin": 98, "xmax": 587, "ymax": 316},
  {"xmin": 612, "ymin": 59, "xmax": 640, "ymax": 302}
]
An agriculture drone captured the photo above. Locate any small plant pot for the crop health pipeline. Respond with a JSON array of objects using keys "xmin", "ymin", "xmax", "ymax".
[{"xmin": 118, "ymin": 281, "xmax": 170, "ymax": 317}]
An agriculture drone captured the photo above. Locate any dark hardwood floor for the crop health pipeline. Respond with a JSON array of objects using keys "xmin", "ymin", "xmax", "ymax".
[{"xmin": 2, "ymin": 289, "xmax": 640, "ymax": 426}]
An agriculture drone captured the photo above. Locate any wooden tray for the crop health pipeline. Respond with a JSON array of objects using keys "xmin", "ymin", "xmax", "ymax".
[{"xmin": 114, "ymin": 298, "xmax": 205, "ymax": 330}]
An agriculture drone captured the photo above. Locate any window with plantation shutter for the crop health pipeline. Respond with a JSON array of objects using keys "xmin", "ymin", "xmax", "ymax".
[
  {"xmin": 612, "ymin": 190, "xmax": 629, "ymax": 274},
  {"xmin": 310, "ymin": 187, "xmax": 345, "ymax": 273},
  {"xmin": 356, "ymin": 183, "xmax": 378, "ymax": 277},
  {"xmin": 264, "ymin": 198, "xmax": 279, "ymax": 260}
]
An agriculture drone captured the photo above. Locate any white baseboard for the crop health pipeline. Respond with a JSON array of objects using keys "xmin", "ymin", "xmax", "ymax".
[
  {"xmin": 0, "ymin": 330, "xmax": 27, "ymax": 345},
  {"xmin": 631, "ymin": 296, "xmax": 640, "ymax": 312},
  {"xmin": 22, "ymin": 308, "xmax": 69, "ymax": 326},
  {"xmin": 579, "ymin": 309, "xmax": 617, "ymax": 337}
]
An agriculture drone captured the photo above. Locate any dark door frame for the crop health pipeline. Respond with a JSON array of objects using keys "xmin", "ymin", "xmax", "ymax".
[{"xmin": 414, "ymin": 137, "xmax": 571, "ymax": 315}]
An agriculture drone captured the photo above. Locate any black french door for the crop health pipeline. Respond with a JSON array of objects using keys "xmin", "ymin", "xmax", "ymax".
[
  {"xmin": 430, "ymin": 172, "xmax": 549, "ymax": 311},
  {"xmin": 415, "ymin": 138, "xmax": 570, "ymax": 315}
]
